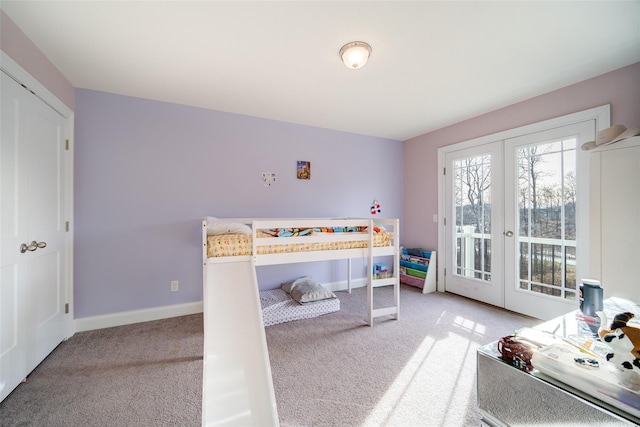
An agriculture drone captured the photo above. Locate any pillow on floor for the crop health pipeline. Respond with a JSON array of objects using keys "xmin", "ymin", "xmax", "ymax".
[{"xmin": 281, "ymin": 276, "xmax": 336, "ymax": 304}]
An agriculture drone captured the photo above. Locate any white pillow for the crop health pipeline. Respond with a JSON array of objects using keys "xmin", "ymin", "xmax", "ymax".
[
  {"xmin": 281, "ymin": 276, "xmax": 314, "ymax": 294},
  {"xmin": 281, "ymin": 276, "xmax": 336, "ymax": 304},
  {"xmin": 206, "ymin": 217, "xmax": 251, "ymax": 235}
]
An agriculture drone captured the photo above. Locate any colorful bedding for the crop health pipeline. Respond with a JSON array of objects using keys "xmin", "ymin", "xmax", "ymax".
[
  {"xmin": 207, "ymin": 231, "xmax": 392, "ymax": 258},
  {"xmin": 258, "ymin": 226, "xmax": 377, "ymax": 237}
]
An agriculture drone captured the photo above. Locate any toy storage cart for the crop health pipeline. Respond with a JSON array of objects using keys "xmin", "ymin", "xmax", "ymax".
[{"xmin": 399, "ymin": 248, "xmax": 436, "ymax": 293}]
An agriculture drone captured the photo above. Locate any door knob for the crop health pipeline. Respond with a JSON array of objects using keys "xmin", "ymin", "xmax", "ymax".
[
  {"xmin": 20, "ymin": 242, "xmax": 37, "ymax": 253},
  {"xmin": 19, "ymin": 241, "xmax": 46, "ymax": 253},
  {"xmin": 504, "ymin": 231, "xmax": 514, "ymax": 237}
]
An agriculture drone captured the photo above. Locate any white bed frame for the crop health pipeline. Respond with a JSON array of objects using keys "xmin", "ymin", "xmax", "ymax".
[{"xmin": 201, "ymin": 217, "xmax": 399, "ymax": 427}]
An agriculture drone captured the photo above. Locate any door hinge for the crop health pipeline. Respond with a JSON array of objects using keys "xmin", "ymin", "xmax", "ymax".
[
  {"xmin": 65, "ymin": 221, "xmax": 70, "ymax": 232},
  {"xmin": 65, "ymin": 303, "xmax": 69, "ymax": 314},
  {"xmin": 444, "ymin": 268, "xmax": 446, "ymax": 277},
  {"xmin": 443, "ymin": 217, "xmax": 446, "ymax": 226},
  {"xmin": 443, "ymin": 167, "xmax": 446, "ymax": 175},
  {"xmin": 65, "ymin": 139, "xmax": 69, "ymax": 150}
]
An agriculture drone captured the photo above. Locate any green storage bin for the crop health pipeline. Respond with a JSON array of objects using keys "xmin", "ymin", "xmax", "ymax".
[{"xmin": 405, "ymin": 267, "xmax": 426, "ymax": 279}]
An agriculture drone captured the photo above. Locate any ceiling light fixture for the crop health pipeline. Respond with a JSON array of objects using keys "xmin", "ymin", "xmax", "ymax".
[{"xmin": 339, "ymin": 41, "xmax": 371, "ymax": 70}]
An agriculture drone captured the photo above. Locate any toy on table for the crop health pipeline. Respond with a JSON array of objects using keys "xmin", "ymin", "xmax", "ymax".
[{"xmin": 598, "ymin": 311, "xmax": 640, "ymax": 371}]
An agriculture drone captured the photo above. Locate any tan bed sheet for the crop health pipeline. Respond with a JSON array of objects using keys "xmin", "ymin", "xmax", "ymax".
[{"xmin": 207, "ymin": 231, "xmax": 391, "ymax": 258}]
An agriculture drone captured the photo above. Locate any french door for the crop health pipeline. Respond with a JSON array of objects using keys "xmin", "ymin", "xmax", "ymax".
[
  {"xmin": 503, "ymin": 121, "xmax": 593, "ymax": 319},
  {"xmin": 443, "ymin": 120, "xmax": 594, "ymax": 320},
  {"xmin": 444, "ymin": 142, "xmax": 504, "ymax": 308}
]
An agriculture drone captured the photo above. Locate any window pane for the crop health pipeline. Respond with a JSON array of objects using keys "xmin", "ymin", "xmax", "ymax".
[
  {"xmin": 519, "ymin": 242, "xmax": 529, "ymax": 280},
  {"xmin": 453, "ymin": 155, "xmax": 492, "ymax": 282},
  {"xmin": 516, "ymin": 137, "xmax": 577, "ymax": 301},
  {"xmin": 565, "ymin": 246, "xmax": 576, "ymax": 295}
]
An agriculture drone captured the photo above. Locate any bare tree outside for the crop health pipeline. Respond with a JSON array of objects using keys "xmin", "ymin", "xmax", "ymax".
[
  {"xmin": 454, "ymin": 155, "xmax": 492, "ymax": 280},
  {"xmin": 517, "ymin": 139, "xmax": 577, "ymax": 300},
  {"xmin": 453, "ymin": 138, "xmax": 577, "ymax": 300}
]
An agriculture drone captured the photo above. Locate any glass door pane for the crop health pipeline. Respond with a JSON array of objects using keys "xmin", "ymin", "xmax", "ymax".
[
  {"xmin": 444, "ymin": 141, "xmax": 504, "ymax": 308},
  {"xmin": 516, "ymin": 138, "xmax": 577, "ymax": 301},
  {"xmin": 504, "ymin": 119, "xmax": 593, "ymax": 320},
  {"xmin": 454, "ymin": 155, "xmax": 492, "ymax": 282}
]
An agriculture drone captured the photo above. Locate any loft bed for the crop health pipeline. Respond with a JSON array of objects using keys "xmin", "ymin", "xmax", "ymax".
[
  {"xmin": 201, "ymin": 217, "xmax": 400, "ymax": 427},
  {"xmin": 202, "ymin": 217, "xmax": 400, "ymax": 323}
]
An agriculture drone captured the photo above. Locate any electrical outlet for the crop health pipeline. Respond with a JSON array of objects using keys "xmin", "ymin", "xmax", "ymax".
[{"xmin": 171, "ymin": 280, "xmax": 179, "ymax": 292}]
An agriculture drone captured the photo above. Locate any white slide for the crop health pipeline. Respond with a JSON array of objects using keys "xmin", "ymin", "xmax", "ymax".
[{"xmin": 202, "ymin": 259, "xmax": 279, "ymax": 427}]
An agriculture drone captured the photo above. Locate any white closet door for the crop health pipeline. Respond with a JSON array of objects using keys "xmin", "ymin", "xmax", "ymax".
[
  {"xmin": 1, "ymin": 70, "xmax": 29, "ymax": 403},
  {"xmin": 590, "ymin": 136, "xmax": 640, "ymax": 300},
  {"xmin": 1, "ymin": 71, "xmax": 68, "ymax": 402}
]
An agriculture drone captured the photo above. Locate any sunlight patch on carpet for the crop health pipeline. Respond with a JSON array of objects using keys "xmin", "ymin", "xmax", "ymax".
[
  {"xmin": 363, "ymin": 311, "xmax": 485, "ymax": 426},
  {"xmin": 362, "ymin": 334, "xmax": 439, "ymax": 426}
]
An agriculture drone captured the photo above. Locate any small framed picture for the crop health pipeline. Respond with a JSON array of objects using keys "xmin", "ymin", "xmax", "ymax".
[{"xmin": 297, "ymin": 161, "xmax": 310, "ymax": 180}]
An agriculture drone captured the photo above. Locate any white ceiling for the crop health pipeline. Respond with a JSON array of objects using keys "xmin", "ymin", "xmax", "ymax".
[{"xmin": 2, "ymin": 1, "xmax": 639, "ymax": 141}]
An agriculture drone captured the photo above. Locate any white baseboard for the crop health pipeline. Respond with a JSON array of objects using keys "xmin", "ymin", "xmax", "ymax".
[
  {"xmin": 74, "ymin": 301, "xmax": 203, "ymax": 333},
  {"xmin": 73, "ymin": 279, "xmax": 366, "ymax": 333},
  {"xmin": 324, "ymin": 278, "xmax": 367, "ymax": 292}
]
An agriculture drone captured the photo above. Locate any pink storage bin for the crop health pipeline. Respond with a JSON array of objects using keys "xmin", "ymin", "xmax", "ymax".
[{"xmin": 400, "ymin": 273, "xmax": 424, "ymax": 289}]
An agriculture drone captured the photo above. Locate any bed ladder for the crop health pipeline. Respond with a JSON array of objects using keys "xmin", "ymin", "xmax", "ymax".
[{"xmin": 366, "ymin": 219, "xmax": 400, "ymax": 326}]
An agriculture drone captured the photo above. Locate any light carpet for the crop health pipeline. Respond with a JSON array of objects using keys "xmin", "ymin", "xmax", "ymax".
[{"xmin": 0, "ymin": 286, "xmax": 537, "ymax": 426}]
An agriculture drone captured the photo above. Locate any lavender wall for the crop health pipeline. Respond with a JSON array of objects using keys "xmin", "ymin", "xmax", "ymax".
[
  {"xmin": 402, "ymin": 62, "xmax": 640, "ymax": 251},
  {"xmin": 74, "ymin": 90, "xmax": 402, "ymax": 318}
]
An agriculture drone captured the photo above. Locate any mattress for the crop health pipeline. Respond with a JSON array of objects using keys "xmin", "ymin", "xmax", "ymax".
[
  {"xmin": 259, "ymin": 288, "xmax": 340, "ymax": 327},
  {"xmin": 207, "ymin": 231, "xmax": 391, "ymax": 258}
]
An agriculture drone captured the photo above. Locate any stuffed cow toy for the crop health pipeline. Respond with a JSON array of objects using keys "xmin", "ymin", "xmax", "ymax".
[{"xmin": 598, "ymin": 311, "xmax": 640, "ymax": 371}]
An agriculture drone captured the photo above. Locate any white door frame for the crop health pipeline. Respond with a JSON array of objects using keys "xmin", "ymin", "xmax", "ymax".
[
  {"xmin": 1, "ymin": 51, "xmax": 75, "ymax": 338},
  {"xmin": 437, "ymin": 105, "xmax": 610, "ymax": 312}
]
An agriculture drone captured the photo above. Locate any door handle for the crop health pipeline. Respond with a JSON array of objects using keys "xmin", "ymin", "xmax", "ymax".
[
  {"xmin": 504, "ymin": 231, "xmax": 514, "ymax": 237},
  {"xmin": 20, "ymin": 242, "xmax": 37, "ymax": 253},
  {"xmin": 19, "ymin": 241, "xmax": 46, "ymax": 253}
]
